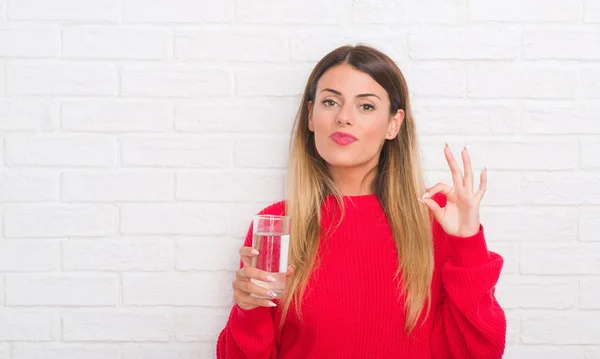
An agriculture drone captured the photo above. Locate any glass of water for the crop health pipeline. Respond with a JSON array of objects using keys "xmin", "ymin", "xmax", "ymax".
[{"xmin": 251, "ymin": 214, "xmax": 291, "ymax": 299}]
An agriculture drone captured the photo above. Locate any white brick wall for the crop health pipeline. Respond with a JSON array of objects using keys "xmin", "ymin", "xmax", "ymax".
[{"xmin": 0, "ymin": 1, "xmax": 598, "ymax": 358}]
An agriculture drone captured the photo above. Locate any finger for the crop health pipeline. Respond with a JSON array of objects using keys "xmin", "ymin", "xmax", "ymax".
[
  {"xmin": 286, "ymin": 265, "xmax": 295, "ymax": 277},
  {"xmin": 234, "ymin": 280, "xmax": 278, "ymax": 299},
  {"xmin": 238, "ymin": 266, "xmax": 277, "ymax": 283},
  {"xmin": 461, "ymin": 146, "xmax": 474, "ymax": 192},
  {"xmin": 239, "ymin": 246, "xmax": 259, "ymax": 267},
  {"xmin": 474, "ymin": 167, "xmax": 488, "ymax": 203},
  {"xmin": 422, "ymin": 182, "xmax": 453, "ymax": 200},
  {"xmin": 238, "ymin": 294, "xmax": 278, "ymax": 308},
  {"xmin": 418, "ymin": 197, "xmax": 445, "ymax": 223},
  {"xmin": 444, "ymin": 143, "xmax": 464, "ymax": 189}
]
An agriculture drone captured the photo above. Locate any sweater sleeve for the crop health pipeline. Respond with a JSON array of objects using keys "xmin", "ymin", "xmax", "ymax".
[
  {"xmin": 216, "ymin": 222, "xmax": 279, "ymax": 359},
  {"xmin": 430, "ymin": 224, "xmax": 507, "ymax": 359}
]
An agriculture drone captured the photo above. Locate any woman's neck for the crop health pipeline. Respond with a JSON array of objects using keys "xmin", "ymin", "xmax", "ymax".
[{"xmin": 328, "ymin": 164, "xmax": 377, "ymax": 196}]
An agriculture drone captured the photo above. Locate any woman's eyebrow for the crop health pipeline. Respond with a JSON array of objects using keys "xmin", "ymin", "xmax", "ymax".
[{"xmin": 320, "ymin": 88, "xmax": 381, "ymax": 101}]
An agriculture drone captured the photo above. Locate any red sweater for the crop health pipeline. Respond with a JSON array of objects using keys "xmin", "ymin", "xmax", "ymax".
[{"xmin": 217, "ymin": 194, "xmax": 506, "ymax": 359}]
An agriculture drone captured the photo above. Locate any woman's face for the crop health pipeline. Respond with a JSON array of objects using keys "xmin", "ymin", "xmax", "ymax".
[{"xmin": 308, "ymin": 63, "xmax": 404, "ymax": 172}]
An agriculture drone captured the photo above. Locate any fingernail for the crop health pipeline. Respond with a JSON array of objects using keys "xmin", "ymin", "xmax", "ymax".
[
  {"xmin": 421, "ymin": 192, "xmax": 429, "ymax": 199},
  {"xmin": 268, "ymin": 301, "xmax": 277, "ymax": 307},
  {"xmin": 251, "ymin": 249, "xmax": 259, "ymax": 255},
  {"xmin": 444, "ymin": 143, "xmax": 449, "ymax": 148},
  {"xmin": 267, "ymin": 290, "xmax": 277, "ymax": 298},
  {"xmin": 266, "ymin": 275, "xmax": 276, "ymax": 282}
]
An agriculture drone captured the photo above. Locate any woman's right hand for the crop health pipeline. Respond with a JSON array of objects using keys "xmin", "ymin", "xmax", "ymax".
[{"xmin": 233, "ymin": 246, "xmax": 295, "ymax": 311}]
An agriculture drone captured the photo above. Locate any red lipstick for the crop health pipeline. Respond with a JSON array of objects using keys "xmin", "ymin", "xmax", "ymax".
[{"xmin": 330, "ymin": 131, "xmax": 357, "ymax": 145}]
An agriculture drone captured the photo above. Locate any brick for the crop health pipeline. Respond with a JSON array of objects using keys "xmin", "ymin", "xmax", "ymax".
[
  {"xmin": 122, "ymin": 272, "xmax": 233, "ymax": 306},
  {"xmin": 175, "ymin": 29, "xmax": 287, "ymax": 62},
  {"xmin": 0, "ymin": 60, "xmax": 5, "ymax": 96},
  {"xmin": 120, "ymin": 204, "xmax": 230, "ymax": 236},
  {"xmin": 414, "ymin": 99, "xmax": 518, "ymax": 135},
  {"xmin": 122, "ymin": 343, "xmax": 215, "ymax": 359},
  {"xmin": 0, "ymin": 25, "xmax": 59, "ymax": 57},
  {"xmin": 62, "ymin": 99, "xmax": 172, "ymax": 132},
  {"xmin": 524, "ymin": 30, "xmax": 600, "ymax": 60},
  {"xmin": 62, "ymin": 311, "xmax": 171, "ymax": 342},
  {"xmin": 63, "ymin": 238, "xmax": 173, "ymax": 271},
  {"xmin": 424, "ymin": 171, "xmax": 520, "ymax": 206},
  {"xmin": 8, "ymin": 0, "xmax": 119, "ymax": 21},
  {"xmin": 521, "ymin": 174, "xmax": 600, "ymax": 205},
  {"xmin": 4, "ymin": 204, "xmax": 117, "ymax": 238},
  {"xmin": 421, "ymin": 141, "xmax": 576, "ymax": 171},
  {"xmin": 121, "ymin": 64, "xmax": 231, "ymax": 98},
  {"xmin": 176, "ymin": 170, "xmax": 284, "ymax": 202},
  {"xmin": 587, "ymin": 348, "xmax": 600, "ymax": 359},
  {"xmin": 0, "ymin": 240, "xmax": 60, "ymax": 271},
  {"xmin": 522, "ymin": 313, "xmax": 600, "ymax": 344},
  {"xmin": 63, "ymin": 26, "xmax": 171, "ymax": 60},
  {"xmin": 402, "ymin": 64, "xmax": 467, "ymax": 98},
  {"xmin": 586, "ymin": 0, "xmax": 600, "ymax": 22},
  {"xmin": 236, "ymin": 66, "xmax": 310, "ymax": 96},
  {"xmin": 174, "ymin": 98, "xmax": 296, "ymax": 134},
  {"xmin": 0, "ymin": 309, "xmax": 57, "ymax": 340},
  {"xmin": 0, "ymin": 170, "xmax": 59, "ymax": 201},
  {"xmin": 468, "ymin": 64, "xmax": 577, "ymax": 99},
  {"xmin": 582, "ymin": 140, "xmax": 600, "ymax": 169},
  {"xmin": 0, "ymin": 99, "xmax": 57, "ymax": 131},
  {"xmin": 5, "ymin": 274, "xmax": 117, "ymax": 306},
  {"xmin": 121, "ymin": 136, "xmax": 231, "ymax": 168},
  {"xmin": 580, "ymin": 207, "xmax": 600, "ymax": 241},
  {"xmin": 353, "ymin": 0, "xmax": 466, "ymax": 24},
  {"xmin": 468, "ymin": 0, "xmax": 581, "ymax": 22},
  {"xmin": 409, "ymin": 26, "xmax": 519, "ymax": 60},
  {"xmin": 480, "ymin": 207, "xmax": 577, "ymax": 242},
  {"xmin": 237, "ymin": 0, "xmax": 352, "ymax": 24},
  {"xmin": 175, "ymin": 237, "xmax": 243, "ymax": 271},
  {"xmin": 174, "ymin": 308, "xmax": 229, "ymax": 342},
  {"xmin": 233, "ymin": 137, "xmax": 289, "ymax": 169},
  {"xmin": 62, "ymin": 171, "xmax": 174, "ymax": 202},
  {"xmin": 521, "ymin": 101, "xmax": 600, "ymax": 134},
  {"xmin": 6, "ymin": 60, "xmax": 117, "ymax": 96},
  {"xmin": 521, "ymin": 246, "xmax": 600, "ymax": 275},
  {"xmin": 5, "ymin": 134, "xmax": 117, "ymax": 167},
  {"xmin": 581, "ymin": 68, "xmax": 600, "ymax": 98},
  {"xmin": 580, "ymin": 279, "xmax": 600, "ymax": 309},
  {"xmin": 496, "ymin": 277, "xmax": 577, "ymax": 309},
  {"xmin": 0, "ymin": 275, "xmax": 4, "ymax": 305},
  {"xmin": 505, "ymin": 311, "xmax": 520, "ymax": 345},
  {"xmin": 122, "ymin": 0, "xmax": 234, "ymax": 23},
  {"xmin": 230, "ymin": 202, "xmax": 273, "ymax": 238},
  {"xmin": 290, "ymin": 30, "xmax": 409, "ymax": 62},
  {"xmin": 0, "ymin": 344, "xmax": 7, "ymax": 359},
  {"xmin": 503, "ymin": 346, "xmax": 585, "ymax": 359},
  {"xmin": 12, "ymin": 344, "xmax": 120, "ymax": 359}
]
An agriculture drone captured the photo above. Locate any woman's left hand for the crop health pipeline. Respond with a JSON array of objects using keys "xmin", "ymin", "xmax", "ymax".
[{"xmin": 419, "ymin": 144, "xmax": 486, "ymax": 238}]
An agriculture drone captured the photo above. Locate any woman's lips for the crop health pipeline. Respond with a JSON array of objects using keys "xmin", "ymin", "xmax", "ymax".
[{"xmin": 330, "ymin": 131, "xmax": 358, "ymax": 145}]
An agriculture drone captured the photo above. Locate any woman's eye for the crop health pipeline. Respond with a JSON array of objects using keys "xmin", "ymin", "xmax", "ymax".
[
  {"xmin": 322, "ymin": 99, "xmax": 336, "ymax": 107},
  {"xmin": 361, "ymin": 104, "xmax": 375, "ymax": 111}
]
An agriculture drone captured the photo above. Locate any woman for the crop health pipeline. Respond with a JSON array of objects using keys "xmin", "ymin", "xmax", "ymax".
[{"xmin": 216, "ymin": 44, "xmax": 506, "ymax": 358}]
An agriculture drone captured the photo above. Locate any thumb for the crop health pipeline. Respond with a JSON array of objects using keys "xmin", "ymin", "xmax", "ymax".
[{"xmin": 419, "ymin": 197, "xmax": 445, "ymax": 223}]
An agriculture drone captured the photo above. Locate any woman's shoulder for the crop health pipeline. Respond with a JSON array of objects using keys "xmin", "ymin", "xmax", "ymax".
[{"xmin": 256, "ymin": 200, "xmax": 287, "ymax": 217}]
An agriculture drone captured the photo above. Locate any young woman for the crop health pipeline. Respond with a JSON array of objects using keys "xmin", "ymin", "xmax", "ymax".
[{"xmin": 216, "ymin": 44, "xmax": 506, "ymax": 358}]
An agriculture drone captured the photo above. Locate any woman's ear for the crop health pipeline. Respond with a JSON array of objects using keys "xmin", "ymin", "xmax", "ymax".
[
  {"xmin": 386, "ymin": 109, "xmax": 404, "ymax": 139},
  {"xmin": 308, "ymin": 101, "xmax": 315, "ymax": 132}
]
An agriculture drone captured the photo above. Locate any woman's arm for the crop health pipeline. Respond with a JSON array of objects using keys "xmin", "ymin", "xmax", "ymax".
[
  {"xmin": 430, "ymin": 225, "xmax": 506, "ymax": 359},
  {"xmin": 216, "ymin": 224, "xmax": 279, "ymax": 359}
]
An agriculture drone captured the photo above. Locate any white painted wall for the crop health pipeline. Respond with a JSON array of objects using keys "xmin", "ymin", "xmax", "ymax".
[{"xmin": 0, "ymin": 0, "xmax": 599, "ymax": 358}]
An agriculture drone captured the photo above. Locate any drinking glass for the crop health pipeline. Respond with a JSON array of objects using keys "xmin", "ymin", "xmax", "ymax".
[{"xmin": 250, "ymin": 215, "xmax": 291, "ymax": 299}]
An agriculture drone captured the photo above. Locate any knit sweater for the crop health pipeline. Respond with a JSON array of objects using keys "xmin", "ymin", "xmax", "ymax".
[{"xmin": 216, "ymin": 193, "xmax": 506, "ymax": 359}]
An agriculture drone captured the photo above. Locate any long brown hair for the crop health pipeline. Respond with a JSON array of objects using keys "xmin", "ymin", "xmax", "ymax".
[{"xmin": 283, "ymin": 44, "xmax": 433, "ymax": 334}]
